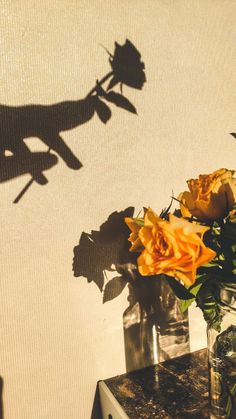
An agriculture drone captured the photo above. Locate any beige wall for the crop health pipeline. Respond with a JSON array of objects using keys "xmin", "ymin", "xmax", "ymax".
[{"xmin": 0, "ymin": 1, "xmax": 236, "ymax": 418}]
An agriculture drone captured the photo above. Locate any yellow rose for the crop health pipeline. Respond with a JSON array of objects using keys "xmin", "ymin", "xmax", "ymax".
[
  {"xmin": 178, "ymin": 168, "xmax": 236, "ymax": 222},
  {"xmin": 137, "ymin": 208, "xmax": 216, "ymax": 286},
  {"xmin": 125, "ymin": 217, "xmax": 144, "ymax": 252}
]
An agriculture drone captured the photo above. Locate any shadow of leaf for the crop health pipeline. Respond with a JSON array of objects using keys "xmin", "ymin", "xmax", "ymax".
[
  {"xmin": 96, "ymin": 84, "xmax": 137, "ymax": 115},
  {"xmin": 73, "ymin": 232, "xmax": 106, "ymax": 291},
  {"xmin": 104, "ymin": 92, "xmax": 137, "ymax": 114},
  {"xmin": 73, "ymin": 207, "xmax": 190, "ymax": 372},
  {"xmin": 94, "ymin": 97, "xmax": 112, "ymax": 124},
  {"xmin": 103, "ymin": 276, "xmax": 127, "ymax": 303},
  {"xmin": 1, "ymin": 39, "xmax": 146, "ymax": 203},
  {"xmin": 73, "ymin": 207, "xmax": 135, "ymax": 295}
]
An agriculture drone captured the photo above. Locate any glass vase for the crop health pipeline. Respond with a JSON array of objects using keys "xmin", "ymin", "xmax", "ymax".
[
  {"xmin": 123, "ymin": 272, "xmax": 190, "ymax": 372},
  {"xmin": 207, "ymin": 284, "xmax": 236, "ymax": 419}
]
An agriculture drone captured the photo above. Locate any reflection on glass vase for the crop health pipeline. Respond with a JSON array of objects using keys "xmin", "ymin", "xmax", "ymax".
[
  {"xmin": 123, "ymin": 273, "xmax": 190, "ymax": 372},
  {"xmin": 208, "ymin": 284, "xmax": 236, "ymax": 419}
]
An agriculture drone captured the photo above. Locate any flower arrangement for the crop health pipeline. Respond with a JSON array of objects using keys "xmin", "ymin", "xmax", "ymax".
[{"xmin": 125, "ymin": 168, "xmax": 236, "ymax": 331}]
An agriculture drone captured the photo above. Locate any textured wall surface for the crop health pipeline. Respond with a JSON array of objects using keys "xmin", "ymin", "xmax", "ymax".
[{"xmin": 0, "ymin": 1, "xmax": 236, "ymax": 418}]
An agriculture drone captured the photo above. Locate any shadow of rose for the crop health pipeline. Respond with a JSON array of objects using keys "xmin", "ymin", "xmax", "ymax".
[
  {"xmin": 1, "ymin": 39, "xmax": 145, "ymax": 204},
  {"xmin": 73, "ymin": 207, "xmax": 190, "ymax": 373}
]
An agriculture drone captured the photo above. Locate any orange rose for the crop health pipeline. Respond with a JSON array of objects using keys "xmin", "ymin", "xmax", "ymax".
[
  {"xmin": 137, "ymin": 208, "xmax": 216, "ymax": 286},
  {"xmin": 178, "ymin": 168, "xmax": 236, "ymax": 221},
  {"xmin": 125, "ymin": 217, "xmax": 144, "ymax": 252}
]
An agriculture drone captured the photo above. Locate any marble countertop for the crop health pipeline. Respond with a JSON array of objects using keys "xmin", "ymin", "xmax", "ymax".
[{"xmin": 104, "ymin": 349, "xmax": 209, "ymax": 418}]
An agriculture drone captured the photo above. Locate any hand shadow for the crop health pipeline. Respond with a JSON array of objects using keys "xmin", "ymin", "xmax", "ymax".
[
  {"xmin": 0, "ymin": 152, "xmax": 58, "ymax": 183},
  {"xmin": 0, "ymin": 39, "xmax": 146, "ymax": 203},
  {"xmin": 0, "ymin": 95, "xmax": 105, "ymax": 185},
  {"xmin": 73, "ymin": 207, "xmax": 190, "ymax": 373},
  {"xmin": 0, "ymin": 89, "xmax": 139, "ymax": 203}
]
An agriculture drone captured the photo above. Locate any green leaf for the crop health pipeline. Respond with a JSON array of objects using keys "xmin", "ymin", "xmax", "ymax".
[
  {"xmin": 197, "ymin": 265, "xmax": 223, "ymax": 279},
  {"xmin": 226, "ymin": 395, "xmax": 232, "ymax": 419},
  {"xmin": 201, "ymin": 261, "xmax": 222, "ymax": 268},
  {"xmin": 164, "ymin": 276, "xmax": 195, "ymax": 300},
  {"xmin": 232, "ymin": 244, "xmax": 236, "ymax": 253},
  {"xmin": 230, "ymin": 383, "xmax": 236, "ymax": 397},
  {"xmin": 189, "ymin": 274, "xmax": 208, "ymax": 295},
  {"xmin": 213, "ymin": 220, "xmax": 221, "ymax": 229},
  {"xmin": 180, "ymin": 274, "xmax": 210, "ymax": 313},
  {"xmin": 196, "ymin": 280, "xmax": 223, "ymax": 331},
  {"xmin": 221, "ymin": 222, "xmax": 236, "ymax": 257},
  {"xmin": 160, "ymin": 197, "xmax": 173, "ymax": 220},
  {"xmin": 180, "ymin": 298, "xmax": 195, "ymax": 313}
]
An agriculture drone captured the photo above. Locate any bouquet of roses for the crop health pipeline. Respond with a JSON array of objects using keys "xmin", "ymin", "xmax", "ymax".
[{"xmin": 125, "ymin": 168, "xmax": 236, "ymax": 331}]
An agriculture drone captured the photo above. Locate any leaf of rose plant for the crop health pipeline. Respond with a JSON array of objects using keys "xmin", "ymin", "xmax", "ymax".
[
  {"xmin": 196, "ymin": 279, "xmax": 222, "ymax": 331},
  {"xmin": 219, "ymin": 221, "xmax": 236, "ymax": 277},
  {"xmin": 164, "ymin": 275, "xmax": 195, "ymax": 300},
  {"xmin": 180, "ymin": 298, "xmax": 195, "ymax": 313},
  {"xmin": 180, "ymin": 274, "xmax": 209, "ymax": 313},
  {"xmin": 203, "ymin": 227, "xmax": 222, "ymax": 255},
  {"xmin": 160, "ymin": 197, "xmax": 174, "ymax": 220},
  {"xmin": 103, "ymin": 276, "xmax": 127, "ymax": 303},
  {"xmin": 221, "ymin": 221, "xmax": 236, "ymax": 255}
]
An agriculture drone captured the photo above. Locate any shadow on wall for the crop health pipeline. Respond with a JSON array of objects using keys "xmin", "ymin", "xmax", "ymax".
[
  {"xmin": 0, "ymin": 377, "xmax": 4, "ymax": 419},
  {"xmin": 90, "ymin": 383, "xmax": 102, "ymax": 419},
  {"xmin": 0, "ymin": 39, "xmax": 146, "ymax": 204},
  {"xmin": 73, "ymin": 207, "xmax": 190, "ymax": 375}
]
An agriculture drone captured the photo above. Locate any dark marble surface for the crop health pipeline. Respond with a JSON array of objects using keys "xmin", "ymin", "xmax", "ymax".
[{"xmin": 104, "ymin": 349, "xmax": 209, "ymax": 418}]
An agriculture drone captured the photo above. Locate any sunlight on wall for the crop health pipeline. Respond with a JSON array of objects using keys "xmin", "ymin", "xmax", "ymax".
[{"xmin": 0, "ymin": 1, "xmax": 236, "ymax": 418}]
